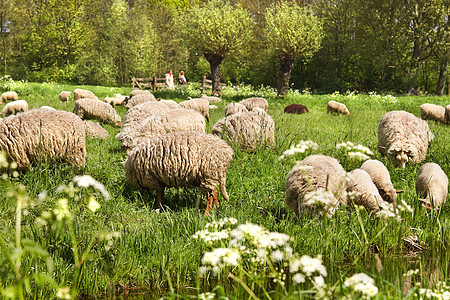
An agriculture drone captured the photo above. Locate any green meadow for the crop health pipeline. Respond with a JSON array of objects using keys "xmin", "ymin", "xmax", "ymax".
[{"xmin": 0, "ymin": 80, "xmax": 449, "ymax": 299}]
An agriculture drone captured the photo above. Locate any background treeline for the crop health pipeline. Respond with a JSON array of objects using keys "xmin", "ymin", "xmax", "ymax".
[{"xmin": 0, "ymin": 0, "xmax": 449, "ymax": 95}]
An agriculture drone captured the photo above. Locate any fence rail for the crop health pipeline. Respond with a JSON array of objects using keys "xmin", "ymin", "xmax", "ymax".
[{"xmin": 131, "ymin": 75, "xmax": 227, "ymax": 93}]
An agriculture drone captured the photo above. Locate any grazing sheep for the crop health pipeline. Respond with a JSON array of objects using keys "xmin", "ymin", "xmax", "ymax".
[
  {"xmin": 115, "ymin": 101, "xmax": 170, "ymax": 151},
  {"xmin": 239, "ymin": 97, "xmax": 269, "ymax": 112},
  {"xmin": 158, "ymin": 99, "xmax": 179, "ymax": 109},
  {"xmin": 360, "ymin": 159, "xmax": 403, "ymax": 205},
  {"xmin": 73, "ymin": 98, "xmax": 122, "ymax": 127},
  {"xmin": 104, "ymin": 94, "xmax": 127, "ymax": 107},
  {"xmin": 284, "ymin": 104, "xmax": 309, "ymax": 114},
  {"xmin": 130, "ymin": 89, "xmax": 151, "ymax": 98},
  {"xmin": 224, "ymin": 103, "xmax": 248, "ymax": 116},
  {"xmin": 125, "ymin": 93, "xmax": 157, "ymax": 109},
  {"xmin": 84, "ymin": 121, "xmax": 109, "ymax": 140},
  {"xmin": 179, "ymin": 98, "xmax": 210, "ymax": 122},
  {"xmin": 445, "ymin": 105, "xmax": 450, "ymax": 124},
  {"xmin": 0, "ymin": 109, "xmax": 86, "ymax": 170},
  {"xmin": 201, "ymin": 94, "xmax": 222, "ymax": 103},
  {"xmin": 416, "ymin": 162, "xmax": 448, "ymax": 209},
  {"xmin": 129, "ymin": 108, "xmax": 206, "ymax": 151},
  {"xmin": 420, "ymin": 103, "xmax": 446, "ymax": 124},
  {"xmin": 378, "ymin": 110, "xmax": 434, "ymax": 169},
  {"xmin": 40, "ymin": 106, "xmax": 56, "ymax": 110},
  {"xmin": 346, "ymin": 169, "xmax": 389, "ymax": 212},
  {"xmin": 59, "ymin": 91, "xmax": 71, "ymax": 102},
  {"xmin": 1, "ymin": 100, "xmax": 28, "ymax": 116},
  {"xmin": 327, "ymin": 101, "xmax": 350, "ymax": 116},
  {"xmin": 285, "ymin": 154, "xmax": 347, "ymax": 218},
  {"xmin": 211, "ymin": 111, "xmax": 275, "ymax": 151},
  {"xmin": 252, "ymin": 107, "xmax": 267, "ymax": 116},
  {"xmin": 124, "ymin": 131, "xmax": 234, "ymax": 215},
  {"xmin": 1, "ymin": 91, "xmax": 18, "ymax": 103},
  {"xmin": 74, "ymin": 88, "xmax": 98, "ymax": 101}
]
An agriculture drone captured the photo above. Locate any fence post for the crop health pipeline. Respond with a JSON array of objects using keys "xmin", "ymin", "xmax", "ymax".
[
  {"xmin": 153, "ymin": 76, "xmax": 157, "ymax": 91},
  {"xmin": 201, "ymin": 76, "xmax": 206, "ymax": 94}
]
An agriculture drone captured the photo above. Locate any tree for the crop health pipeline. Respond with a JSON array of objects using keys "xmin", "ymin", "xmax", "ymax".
[
  {"xmin": 177, "ymin": 0, "xmax": 252, "ymax": 96},
  {"xmin": 264, "ymin": 2, "xmax": 323, "ymax": 96}
]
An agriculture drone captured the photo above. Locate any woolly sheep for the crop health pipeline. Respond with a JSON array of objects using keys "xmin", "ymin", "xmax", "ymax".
[
  {"xmin": 252, "ymin": 107, "xmax": 267, "ymax": 116},
  {"xmin": 59, "ymin": 91, "xmax": 71, "ymax": 102},
  {"xmin": 416, "ymin": 162, "xmax": 448, "ymax": 209},
  {"xmin": 285, "ymin": 154, "xmax": 347, "ymax": 218},
  {"xmin": 129, "ymin": 108, "xmax": 206, "ymax": 151},
  {"xmin": 84, "ymin": 121, "xmax": 109, "ymax": 140},
  {"xmin": 158, "ymin": 99, "xmax": 179, "ymax": 109},
  {"xmin": 0, "ymin": 109, "xmax": 86, "ymax": 170},
  {"xmin": 327, "ymin": 101, "xmax": 350, "ymax": 116},
  {"xmin": 360, "ymin": 159, "xmax": 403, "ymax": 205},
  {"xmin": 130, "ymin": 89, "xmax": 151, "ymax": 98},
  {"xmin": 346, "ymin": 169, "xmax": 389, "ymax": 212},
  {"xmin": 1, "ymin": 100, "xmax": 28, "ymax": 116},
  {"xmin": 211, "ymin": 111, "xmax": 275, "ymax": 151},
  {"xmin": 115, "ymin": 101, "xmax": 170, "ymax": 151},
  {"xmin": 1, "ymin": 91, "xmax": 18, "ymax": 104},
  {"xmin": 378, "ymin": 110, "xmax": 434, "ymax": 169},
  {"xmin": 124, "ymin": 131, "xmax": 234, "ymax": 215},
  {"xmin": 73, "ymin": 98, "xmax": 122, "ymax": 127},
  {"xmin": 125, "ymin": 93, "xmax": 157, "ymax": 109},
  {"xmin": 224, "ymin": 103, "xmax": 248, "ymax": 116},
  {"xmin": 284, "ymin": 104, "xmax": 309, "ymax": 114},
  {"xmin": 239, "ymin": 97, "xmax": 269, "ymax": 113},
  {"xmin": 200, "ymin": 94, "xmax": 222, "ymax": 103},
  {"xmin": 104, "ymin": 94, "xmax": 127, "ymax": 107},
  {"xmin": 74, "ymin": 88, "xmax": 98, "ymax": 101},
  {"xmin": 40, "ymin": 106, "xmax": 56, "ymax": 110},
  {"xmin": 179, "ymin": 98, "xmax": 210, "ymax": 121},
  {"xmin": 420, "ymin": 103, "xmax": 446, "ymax": 124}
]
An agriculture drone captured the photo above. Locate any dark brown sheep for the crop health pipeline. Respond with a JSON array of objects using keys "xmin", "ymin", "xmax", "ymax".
[{"xmin": 284, "ymin": 104, "xmax": 309, "ymax": 114}]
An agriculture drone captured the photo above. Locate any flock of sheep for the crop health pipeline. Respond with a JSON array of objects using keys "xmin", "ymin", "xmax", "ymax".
[{"xmin": 0, "ymin": 89, "xmax": 448, "ymax": 217}]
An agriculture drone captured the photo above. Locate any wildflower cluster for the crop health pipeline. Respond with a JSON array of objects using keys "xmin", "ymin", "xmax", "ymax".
[
  {"xmin": 330, "ymin": 90, "xmax": 358, "ymax": 100},
  {"xmin": 375, "ymin": 200, "xmax": 413, "ymax": 223},
  {"xmin": 342, "ymin": 273, "xmax": 379, "ymax": 299},
  {"xmin": 0, "ymin": 74, "xmax": 26, "ymax": 92},
  {"xmin": 0, "ymin": 151, "xmax": 19, "ymax": 179},
  {"xmin": 419, "ymin": 281, "xmax": 450, "ymax": 299},
  {"xmin": 336, "ymin": 141, "xmax": 373, "ymax": 161},
  {"xmin": 279, "ymin": 140, "xmax": 319, "ymax": 160},
  {"xmin": 368, "ymin": 92, "xmax": 398, "ymax": 104},
  {"xmin": 303, "ymin": 189, "xmax": 339, "ymax": 218}
]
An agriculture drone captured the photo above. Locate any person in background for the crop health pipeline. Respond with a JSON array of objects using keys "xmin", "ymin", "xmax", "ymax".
[
  {"xmin": 165, "ymin": 70, "xmax": 174, "ymax": 89},
  {"xmin": 178, "ymin": 71, "xmax": 187, "ymax": 85}
]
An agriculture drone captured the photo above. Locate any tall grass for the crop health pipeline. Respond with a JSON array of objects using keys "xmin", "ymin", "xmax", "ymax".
[{"xmin": 0, "ymin": 80, "xmax": 449, "ymax": 299}]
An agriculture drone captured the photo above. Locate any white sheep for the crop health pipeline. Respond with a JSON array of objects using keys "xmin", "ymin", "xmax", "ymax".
[
  {"xmin": 1, "ymin": 100, "xmax": 28, "ymax": 116},
  {"xmin": 211, "ymin": 111, "xmax": 275, "ymax": 151},
  {"xmin": 420, "ymin": 103, "xmax": 446, "ymax": 124},
  {"xmin": 125, "ymin": 93, "xmax": 157, "ymax": 109},
  {"xmin": 179, "ymin": 98, "xmax": 210, "ymax": 121},
  {"xmin": 84, "ymin": 121, "xmax": 109, "ymax": 140},
  {"xmin": 252, "ymin": 107, "xmax": 267, "ymax": 116},
  {"xmin": 104, "ymin": 94, "xmax": 127, "ymax": 107},
  {"xmin": 346, "ymin": 169, "xmax": 389, "ymax": 212},
  {"xmin": 157, "ymin": 99, "xmax": 179, "ymax": 109},
  {"xmin": 73, "ymin": 88, "xmax": 98, "ymax": 101},
  {"xmin": 73, "ymin": 98, "xmax": 122, "ymax": 127},
  {"xmin": 201, "ymin": 94, "xmax": 222, "ymax": 103},
  {"xmin": 124, "ymin": 131, "xmax": 234, "ymax": 215},
  {"xmin": 285, "ymin": 154, "xmax": 347, "ymax": 218},
  {"xmin": 0, "ymin": 109, "xmax": 86, "ymax": 170},
  {"xmin": 1, "ymin": 91, "xmax": 18, "ymax": 104},
  {"xmin": 378, "ymin": 110, "xmax": 434, "ymax": 169},
  {"xmin": 239, "ymin": 97, "xmax": 269, "ymax": 112},
  {"xmin": 224, "ymin": 102, "xmax": 248, "ymax": 116},
  {"xmin": 130, "ymin": 89, "xmax": 151, "ymax": 98},
  {"xmin": 115, "ymin": 101, "xmax": 170, "ymax": 151},
  {"xmin": 327, "ymin": 100, "xmax": 350, "ymax": 116},
  {"xmin": 40, "ymin": 106, "xmax": 56, "ymax": 110},
  {"xmin": 360, "ymin": 159, "xmax": 403, "ymax": 205},
  {"xmin": 59, "ymin": 91, "xmax": 71, "ymax": 102},
  {"xmin": 416, "ymin": 162, "xmax": 448, "ymax": 209}
]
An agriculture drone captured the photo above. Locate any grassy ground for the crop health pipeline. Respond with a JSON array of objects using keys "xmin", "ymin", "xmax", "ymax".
[{"xmin": 0, "ymin": 81, "xmax": 449, "ymax": 299}]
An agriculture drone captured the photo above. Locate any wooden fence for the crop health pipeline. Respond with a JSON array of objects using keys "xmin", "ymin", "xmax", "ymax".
[{"xmin": 131, "ymin": 75, "xmax": 226, "ymax": 93}]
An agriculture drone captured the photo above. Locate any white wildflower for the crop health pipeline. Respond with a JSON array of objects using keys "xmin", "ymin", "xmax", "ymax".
[
  {"xmin": 403, "ymin": 269, "xmax": 420, "ymax": 277},
  {"xmin": 56, "ymin": 286, "xmax": 71, "ymax": 299},
  {"xmin": 87, "ymin": 196, "xmax": 101, "ymax": 213},
  {"xmin": 348, "ymin": 151, "xmax": 370, "ymax": 161},
  {"xmin": 299, "ymin": 255, "xmax": 327, "ymax": 277},
  {"xmin": 198, "ymin": 292, "xmax": 216, "ymax": 300},
  {"xmin": 292, "ymin": 273, "xmax": 306, "ymax": 284},
  {"xmin": 270, "ymin": 250, "xmax": 284, "ymax": 262},
  {"xmin": 314, "ymin": 275, "xmax": 326, "ymax": 287},
  {"xmin": 344, "ymin": 273, "xmax": 378, "ymax": 298},
  {"xmin": 279, "ymin": 140, "xmax": 318, "ymax": 160},
  {"xmin": 54, "ymin": 198, "xmax": 71, "ymax": 221},
  {"xmin": 398, "ymin": 199, "xmax": 413, "ymax": 213},
  {"xmin": 73, "ymin": 175, "xmax": 110, "ymax": 200}
]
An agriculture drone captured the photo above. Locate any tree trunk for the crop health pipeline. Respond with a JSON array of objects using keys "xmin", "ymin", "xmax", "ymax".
[
  {"xmin": 277, "ymin": 55, "xmax": 295, "ymax": 97},
  {"xmin": 207, "ymin": 54, "xmax": 223, "ymax": 97},
  {"xmin": 436, "ymin": 51, "xmax": 448, "ymax": 96}
]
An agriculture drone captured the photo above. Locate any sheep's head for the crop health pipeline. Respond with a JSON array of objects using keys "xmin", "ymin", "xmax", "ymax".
[
  {"xmin": 379, "ymin": 188, "xmax": 404, "ymax": 206},
  {"xmin": 388, "ymin": 148, "xmax": 415, "ymax": 169},
  {"xmin": 114, "ymin": 115, "xmax": 122, "ymax": 127}
]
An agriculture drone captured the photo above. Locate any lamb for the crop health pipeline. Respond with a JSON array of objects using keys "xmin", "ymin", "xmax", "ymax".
[
  {"xmin": 327, "ymin": 101, "xmax": 350, "ymax": 116},
  {"xmin": 179, "ymin": 98, "xmax": 210, "ymax": 121},
  {"xmin": 211, "ymin": 111, "xmax": 275, "ymax": 151},
  {"xmin": 157, "ymin": 99, "xmax": 179, "ymax": 109},
  {"xmin": 284, "ymin": 104, "xmax": 309, "ymax": 114},
  {"xmin": 346, "ymin": 169, "xmax": 389, "ymax": 212},
  {"xmin": 1, "ymin": 100, "xmax": 28, "ymax": 116},
  {"xmin": 59, "ymin": 91, "xmax": 71, "ymax": 102},
  {"xmin": 84, "ymin": 121, "xmax": 109, "ymax": 140},
  {"xmin": 128, "ymin": 108, "xmax": 206, "ymax": 152},
  {"xmin": 360, "ymin": 159, "xmax": 403, "ymax": 205},
  {"xmin": 378, "ymin": 110, "xmax": 434, "ymax": 169},
  {"xmin": 200, "ymin": 94, "xmax": 222, "ymax": 103},
  {"xmin": 124, "ymin": 131, "xmax": 234, "ymax": 215},
  {"xmin": 0, "ymin": 108, "xmax": 86, "ymax": 170},
  {"xmin": 416, "ymin": 162, "xmax": 448, "ymax": 209},
  {"xmin": 1, "ymin": 91, "xmax": 18, "ymax": 103},
  {"xmin": 285, "ymin": 154, "xmax": 347, "ymax": 218},
  {"xmin": 239, "ymin": 97, "xmax": 269, "ymax": 112},
  {"xmin": 115, "ymin": 101, "xmax": 170, "ymax": 151},
  {"xmin": 74, "ymin": 88, "xmax": 98, "ymax": 101},
  {"xmin": 125, "ymin": 93, "xmax": 157, "ymax": 109},
  {"xmin": 224, "ymin": 103, "xmax": 248, "ymax": 116},
  {"xmin": 73, "ymin": 98, "xmax": 122, "ymax": 127},
  {"xmin": 420, "ymin": 103, "xmax": 446, "ymax": 124},
  {"xmin": 104, "ymin": 94, "xmax": 127, "ymax": 107}
]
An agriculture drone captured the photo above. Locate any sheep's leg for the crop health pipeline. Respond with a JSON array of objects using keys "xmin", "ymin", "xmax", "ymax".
[
  {"xmin": 204, "ymin": 191, "xmax": 214, "ymax": 216},
  {"xmin": 156, "ymin": 189, "xmax": 164, "ymax": 210},
  {"xmin": 213, "ymin": 189, "xmax": 218, "ymax": 207},
  {"xmin": 219, "ymin": 175, "xmax": 229, "ymax": 201}
]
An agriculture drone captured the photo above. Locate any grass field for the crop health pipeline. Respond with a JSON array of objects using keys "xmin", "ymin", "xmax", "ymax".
[{"xmin": 0, "ymin": 79, "xmax": 449, "ymax": 299}]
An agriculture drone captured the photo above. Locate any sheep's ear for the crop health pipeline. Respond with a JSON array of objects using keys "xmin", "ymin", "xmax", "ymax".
[{"xmin": 396, "ymin": 190, "xmax": 404, "ymax": 194}]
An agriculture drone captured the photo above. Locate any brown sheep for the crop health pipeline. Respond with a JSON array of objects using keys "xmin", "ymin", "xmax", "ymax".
[{"xmin": 284, "ymin": 104, "xmax": 309, "ymax": 114}]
